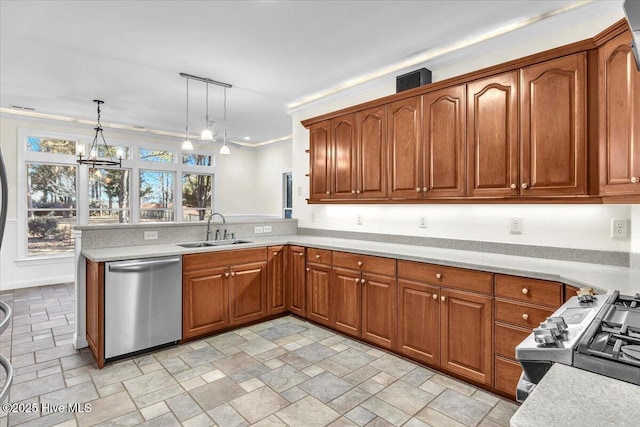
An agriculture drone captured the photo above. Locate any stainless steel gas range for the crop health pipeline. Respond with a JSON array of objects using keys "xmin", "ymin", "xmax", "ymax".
[{"xmin": 515, "ymin": 290, "xmax": 640, "ymax": 402}]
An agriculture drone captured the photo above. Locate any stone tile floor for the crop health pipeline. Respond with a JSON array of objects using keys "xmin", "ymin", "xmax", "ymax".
[{"xmin": 0, "ymin": 283, "xmax": 519, "ymax": 426}]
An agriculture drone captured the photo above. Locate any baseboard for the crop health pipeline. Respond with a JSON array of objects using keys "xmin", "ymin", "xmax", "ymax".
[{"xmin": 0, "ymin": 274, "xmax": 74, "ymax": 291}]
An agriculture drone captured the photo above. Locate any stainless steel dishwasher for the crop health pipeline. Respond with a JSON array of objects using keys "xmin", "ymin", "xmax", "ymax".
[{"xmin": 105, "ymin": 256, "xmax": 182, "ymax": 359}]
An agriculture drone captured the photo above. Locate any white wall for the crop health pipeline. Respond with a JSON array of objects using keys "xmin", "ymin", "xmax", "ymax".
[
  {"xmin": 291, "ymin": 11, "xmax": 634, "ymax": 254},
  {"xmin": 0, "ymin": 114, "xmax": 291, "ymax": 290}
]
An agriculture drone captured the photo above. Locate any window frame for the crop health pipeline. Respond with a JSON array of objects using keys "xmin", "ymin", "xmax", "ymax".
[{"xmin": 283, "ymin": 171, "xmax": 293, "ymax": 219}]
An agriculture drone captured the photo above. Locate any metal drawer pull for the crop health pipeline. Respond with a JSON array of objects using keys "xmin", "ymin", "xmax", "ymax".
[
  {"xmin": 273, "ymin": 252, "xmax": 278, "ymax": 255},
  {"xmin": 357, "ymin": 261, "xmax": 363, "ymax": 267},
  {"xmin": 522, "ymin": 314, "xmax": 529, "ymax": 320},
  {"xmin": 441, "ymin": 296, "xmax": 446, "ymax": 301},
  {"xmin": 298, "ymin": 253, "xmax": 304, "ymax": 257},
  {"xmin": 225, "ymin": 272, "xmax": 230, "ymax": 277},
  {"xmin": 522, "ymin": 288, "xmax": 529, "ymax": 295},
  {"xmin": 231, "ymin": 272, "xmax": 235, "ymax": 276},
  {"xmin": 307, "ymin": 268, "xmax": 311, "ymax": 272},
  {"xmin": 316, "ymin": 254, "xmax": 320, "ymax": 259},
  {"xmin": 354, "ymin": 278, "xmax": 359, "ymax": 283},
  {"xmin": 361, "ymin": 279, "xmax": 365, "ymax": 284},
  {"xmin": 436, "ymin": 273, "xmax": 442, "ymax": 279},
  {"xmin": 433, "ymin": 294, "xmax": 438, "ymax": 300}
]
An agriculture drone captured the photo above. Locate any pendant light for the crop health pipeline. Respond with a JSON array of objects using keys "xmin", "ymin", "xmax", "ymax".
[
  {"xmin": 201, "ymin": 82, "xmax": 214, "ymax": 140},
  {"xmin": 181, "ymin": 78, "xmax": 194, "ymax": 151},
  {"xmin": 77, "ymin": 100, "xmax": 122, "ymax": 167},
  {"xmin": 219, "ymin": 87, "xmax": 230, "ymax": 155}
]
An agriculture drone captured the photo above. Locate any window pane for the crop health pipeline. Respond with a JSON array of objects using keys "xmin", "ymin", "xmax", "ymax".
[
  {"xmin": 182, "ymin": 173, "xmax": 212, "ymax": 221},
  {"xmin": 139, "ymin": 148, "xmax": 174, "ymax": 163},
  {"xmin": 140, "ymin": 170, "xmax": 174, "ymax": 222},
  {"xmin": 27, "ymin": 164, "xmax": 76, "ymax": 208},
  {"xmin": 183, "ymin": 154, "xmax": 213, "ymax": 166},
  {"xmin": 98, "ymin": 145, "xmax": 129, "ymax": 159},
  {"xmin": 284, "ymin": 209, "xmax": 293, "ymax": 219},
  {"xmin": 286, "ymin": 173, "xmax": 293, "ymax": 209},
  {"xmin": 89, "ymin": 168, "xmax": 130, "ymax": 223},
  {"xmin": 27, "ymin": 136, "xmax": 77, "ymax": 154},
  {"xmin": 27, "ymin": 210, "xmax": 76, "ymax": 255}
]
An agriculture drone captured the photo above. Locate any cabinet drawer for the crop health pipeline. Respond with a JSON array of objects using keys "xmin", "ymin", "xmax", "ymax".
[
  {"xmin": 495, "ymin": 274, "xmax": 562, "ymax": 307},
  {"xmin": 307, "ymin": 248, "xmax": 332, "ymax": 266},
  {"xmin": 494, "ymin": 356, "xmax": 522, "ymax": 396},
  {"xmin": 495, "ymin": 323, "xmax": 530, "ymax": 359},
  {"xmin": 333, "ymin": 251, "xmax": 395, "ymax": 276},
  {"xmin": 397, "ymin": 260, "xmax": 492, "ymax": 294},
  {"xmin": 183, "ymin": 247, "xmax": 267, "ymax": 271},
  {"xmin": 495, "ymin": 299, "xmax": 554, "ymax": 328}
]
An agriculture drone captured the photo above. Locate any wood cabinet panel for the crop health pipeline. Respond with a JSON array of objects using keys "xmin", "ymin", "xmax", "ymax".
[
  {"xmin": 388, "ymin": 96, "xmax": 422, "ymax": 199},
  {"xmin": 357, "ymin": 105, "xmax": 388, "ymax": 199},
  {"xmin": 332, "ymin": 114, "xmax": 358, "ymax": 199},
  {"xmin": 309, "ymin": 120, "xmax": 332, "ymax": 200},
  {"xmin": 520, "ymin": 53, "xmax": 587, "ymax": 196},
  {"xmin": 287, "ymin": 246, "xmax": 306, "ymax": 317},
  {"xmin": 495, "ymin": 323, "xmax": 530, "ymax": 359},
  {"xmin": 398, "ymin": 279, "xmax": 440, "ymax": 366},
  {"xmin": 306, "ymin": 248, "xmax": 332, "ymax": 266},
  {"xmin": 361, "ymin": 273, "xmax": 397, "ymax": 350},
  {"xmin": 495, "ymin": 299, "xmax": 554, "ymax": 329},
  {"xmin": 565, "ymin": 284, "xmax": 580, "ymax": 302},
  {"xmin": 86, "ymin": 260, "xmax": 104, "ymax": 368},
  {"xmin": 306, "ymin": 264, "xmax": 332, "ymax": 326},
  {"xmin": 333, "ymin": 251, "xmax": 395, "ymax": 276},
  {"xmin": 599, "ymin": 31, "xmax": 640, "ymax": 195},
  {"xmin": 183, "ymin": 267, "xmax": 229, "ymax": 339},
  {"xmin": 267, "ymin": 246, "xmax": 287, "ymax": 315},
  {"xmin": 332, "ymin": 267, "xmax": 361, "ymax": 337},
  {"xmin": 495, "ymin": 356, "xmax": 522, "ymax": 397},
  {"xmin": 397, "ymin": 260, "xmax": 492, "ymax": 294},
  {"xmin": 229, "ymin": 261, "xmax": 267, "ymax": 326},
  {"xmin": 422, "ymin": 85, "xmax": 466, "ymax": 197},
  {"xmin": 467, "ymin": 71, "xmax": 519, "ymax": 197},
  {"xmin": 494, "ymin": 274, "xmax": 562, "ymax": 308},
  {"xmin": 441, "ymin": 288, "xmax": 493, "ymax": 385},
  {"xmin": 183, "ymin": 248, "xmax": 267, "ymax": 272}
]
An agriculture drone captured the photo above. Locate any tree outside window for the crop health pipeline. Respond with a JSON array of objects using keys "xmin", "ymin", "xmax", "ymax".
[
  {"xmin": 140, "ymin": 170, "xmax": 174, "ymax": 222},
  {"xmin": 89, "ymin": 168, "xmax": 130, "ymax": 223}
]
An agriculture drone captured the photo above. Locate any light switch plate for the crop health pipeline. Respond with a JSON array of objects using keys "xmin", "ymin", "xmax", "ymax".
[
  {"xmin": 263, "ymin": 225, "xmax": 272, "ymax": 233},
  {"xmin": 254, "ymin": 226, "xmax": 264, "ymax": 234}
]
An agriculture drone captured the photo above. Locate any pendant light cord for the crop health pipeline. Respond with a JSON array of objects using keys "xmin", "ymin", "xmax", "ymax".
[
  {"xmin": 205, "ymin": 83, "xmax": 209, "ymax": 127},
  {"xmin": 223, "ymin": 87, "xmax": 227, "ymax": 145},
  {"xmin": 185, "ymin": 78, "xmax": 189, "ymax": 139}
]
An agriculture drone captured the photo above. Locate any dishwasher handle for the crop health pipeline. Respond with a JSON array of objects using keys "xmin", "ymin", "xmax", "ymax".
[{"xmin": 108, "ymin": 257, "xmax": 181, "ymax": 272}]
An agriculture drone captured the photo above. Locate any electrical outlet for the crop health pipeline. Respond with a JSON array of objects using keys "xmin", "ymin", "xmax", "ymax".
[
  {"xmin": 263, "ymin": 225, "xmax": 272, "ymax": 233},
  {"xmin": 357, "ymin": 215, "xmax": 363, "ymax": 225},
  {"xmin": 419, "ymin": 216, "xmax": 427, "ymax": 229},
  {"xmin": 297, "ymin": 186, "xmax": 302, "ymax": 196},
  {"xmin": 254, "ymin": 226, "xmax": 264, "ymax": 234},
  {"xmin": 143, "ymin": 230, "xmax": 158, "ymax": 240},
  {"xmin": 311, "ymin": 212, "xmax": 316, "ymax": 223},
  {"xmin": 611, "ymin": 218, "xmax": 629, "ymax": 238},
  {"xmin": 510, "ymin": 217, "xmax": 523, "ymax": 234}
]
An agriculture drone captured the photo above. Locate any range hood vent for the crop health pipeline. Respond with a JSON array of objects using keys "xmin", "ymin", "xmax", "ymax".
[{"xmin": 623, "ymin": 0, "xmax": 640, "ymax": 70}]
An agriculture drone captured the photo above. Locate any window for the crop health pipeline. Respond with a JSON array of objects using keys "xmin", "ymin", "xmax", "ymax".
[
  {"xmin": 27, "ymin": 136, "xmax": 77, "ymax": 154},
  {"xmin": 139, "ymin": 170, "xmax": 174, "ymax": 222},
  {"xmin": 26, "ymin": 163, "xmax": 76, "ymax": 255},
  {"xmin": 283, "ymin": 172, "xmax": 292, "ymax": 219},
  {"xmin": 183, "ymin": 153, "xmax": 213, "ymax": 166},
  {"xmin": 89, "ymin": 168, "xmax": 130, "ymax": 223},
  {"xmin": 139, "ymin": 147, "xmax": 174, "ymax": 163},
  {"xmin": 182, "ymin": 173, "xmax": 212, "ymax": 221},
  {"xmin": 98, "ymin": 145, "xmax": 129, "ymax": 159}
]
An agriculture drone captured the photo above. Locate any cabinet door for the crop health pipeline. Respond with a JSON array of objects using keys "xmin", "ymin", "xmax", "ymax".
[
  {"xmin": 521, "ymin": 53, "xmax": 587, "ymax": 196},
  {"xmin": 422, "ymin": 85, "xmax": 466, "ymax": 198},
  {"xmin": 86, "ymin": 260, "xmax": 105, "ymax": 368},
  {"xmin": 467, "ymin": 72, "xmax": 519, "ymax": 197},
  {"xmin": 183, "ymin": 267, "xmax": 229, "ymax": 340},
  {"xmin": 229, "ymin": 261, "xmax": 267, "ymax": 326},
  {"xmin": 267, "ymin": 246, "xmax": 287, "ymax": 315},
  {"xmin": 332, "ymin": 114, "xmax": 357, "ymax": 199},
  {"xmin": 309, "ymin": 120, "xmax": 332, "ymax": 200},
  {"xmin": 388, "ymin": 96, "xmax": 423, "ymax": 199},
  {"xmin": 306, "ymin": 264, "xmax": 332, "ymax": 326},
  {"xmin": 356, "ymin": 105, "xmax": 387, "ymax": 199},
  {"xmin": 441, "ymin": 288, "xmax": 493, "ymax": 385},
  {"xmin": 361, "ymin": 273, "xmax": 397, "ymax": 350},
  {"xmin": 287, "ymin": 246, "xmax": 306, "ymax": 317},
  {"xmin": 599, "ymin": 31, "xmax": 640, "ymax": 195},
  {"xmin": 398, "ymin": 279, "xmax": 439, "ymax": 367},
  {"xmin": 332, "ymin": 267, "xmax": 361, "ymax": 337}
]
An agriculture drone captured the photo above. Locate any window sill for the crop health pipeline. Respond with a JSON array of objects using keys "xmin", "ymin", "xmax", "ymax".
[{"xmin": 15, "ymin": 254, "xmax": 75, "ymax": 267}]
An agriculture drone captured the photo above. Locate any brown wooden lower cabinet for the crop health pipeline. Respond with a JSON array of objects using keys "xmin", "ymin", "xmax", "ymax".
[
  {"xmin": 183, "ymin": 267, "xmax": 229, "ymax": 339},
  {"xmin": 267, "ymin": 246, "xmax": 287, "ymax": 315},
  {"xmin": 229, "ymin": 261, "xmax": 267, "ymax": 326},
  {"xmin": 86, "ymin": 259, "xmax": 104, "ymax": 369},
  {"xmin": 361, "ymin": 272, "xmax": 397, "ymax": 350},
  {"xmin": 306, "ymin": 263, "xmax": 332, "ymax": 326},
  {"xmin": 332, "ymin": 267, "xmax": 361, "ymax": 337},
  {"xmin": 494, "ymin": 356, "xmax": 523, "ymax": 396},
  {"xmin": 398, "ymin": 279, "xmax": 440, "ymax": 366},
  {"xmin": 287, "ymin": 246, "xmax": 306, "ymax": 317}
]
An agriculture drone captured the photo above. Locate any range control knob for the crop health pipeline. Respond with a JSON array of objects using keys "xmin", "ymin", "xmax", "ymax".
[
  {"xmin": 544, "ymin": 317, "xmax": 568, "ymax": 340},
  {"xmin": 533, "ymin": 327, "xmax": 560, "ymax": 345}
]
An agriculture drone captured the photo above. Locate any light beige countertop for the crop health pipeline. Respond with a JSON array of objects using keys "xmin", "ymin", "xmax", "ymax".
[
  {"xmin": 510, "ymin": 363, "xmax": 640, "ymax": 427},
  {"xmin": 81, "ymin": 234, "xmax": 640, "ymax": 295}
]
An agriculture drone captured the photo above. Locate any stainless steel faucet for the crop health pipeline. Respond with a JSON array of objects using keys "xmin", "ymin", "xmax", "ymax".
[{"xmin": 206, "ymin": 212, "xmax": 226, "ymax": 240}]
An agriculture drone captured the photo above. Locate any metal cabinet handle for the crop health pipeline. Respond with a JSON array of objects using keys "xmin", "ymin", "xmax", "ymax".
[
  {"xmin": 432, "ymin": 294, "xmax": 438, "ymax": 300},
  {"xmin": 522, "ymin": 314, "xmax": 529, "ymax": 320},
  {"xmin": 356, "ymin": 189, "xmax": 361, "ymax": 194},
  {"xmin": 315, "ymin": 254, "xmax": 320, "ymax": 259},
  {"xmin": 231, "ymin": 272, "xmax": 235, "ymax": 276},
  {"xmin": 298, "ymin": 253, "xmax": 304, "ymax": 257},
  {"xmin": 326, "ymin": 191, "xmax": 331, "ymax": 195},
  {"xmin": 306, "ymin": 268, "xmax": 311, "ymax": 272},
  {"xmin": 351, "ymin": 190, "xmax": 356, "ymax": 194},
  {"xmin": 510, "ymin": 183, "xmax": 517, "ymax": 189},
  {"xmin": 273, "ymin": 251, "xmax": 278, "ymax": 256},
  {"xmin": 632, "ymin": 176, "xmax": 639, "ymax": 184},
  {"xmin": 522, "ymin": 288, "xmax": 529, "ymax": 295},
  {"xmin": 521, "ymin": 183, "xmax": 529, "ymax": 189},
  {"xmin": 423, "ymin": 187, "xmax": 429, "ymax": 192},
  {"xmin": 416, "ymin": 187, "xmax": 421, "ymax": 192},
  {"xmin": 354, "ymin": 278, "xmax": 359, "ymax": 283},
  {"xmin": 360, "ymin": 279, "xmax": 365, "ymax": 284},
  {"xmin": 441, "ymin": 296, "xmax": 446, "ymax": 302},
  {"xmin": 357, "ymin": 261, "xmax": 363, "ymax": 267},
  {"xmin": 224, "ymin": 272, "xmax": 230, "ymax": 277},
  {"xmin": 436, "ymin": 273, "xmax": 442, "ymax": 279}
]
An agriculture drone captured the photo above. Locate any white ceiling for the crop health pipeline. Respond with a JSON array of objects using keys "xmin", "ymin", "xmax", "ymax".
[{"xmin": 0, "ymin": 0, "xmax": 624, "ymax": 147}]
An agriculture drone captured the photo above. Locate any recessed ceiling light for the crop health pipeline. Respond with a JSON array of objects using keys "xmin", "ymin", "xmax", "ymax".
[{"xmin": 243, "ymin": 136, "xmax": 251, "ymax": 141}]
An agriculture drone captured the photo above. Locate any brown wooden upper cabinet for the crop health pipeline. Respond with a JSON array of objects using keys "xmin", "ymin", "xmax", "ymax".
[
  {"xmin": 598, "ymin": 31, "xmax": 640, "ymax": 195},
  {"xmin": 388, "ymin": 96, "xmax": 422, "ymax": 199},
  {"xmin": 520, "ymin": 53, "xmax": 587, "ymax": 196},
  {"xmin": 356, "ymin": 105, "xmax": 388, "ymax": 199},
  {"xmin": 309, "ymin": 120, "xmax": 332, "ymax": 200},
  {"xmin": 331, "ymin": 114, "xmax": 357, "ymax": 199},
  {"xmin": 467, "ymin": 71, "xmax": 519, "ymax": 198}
]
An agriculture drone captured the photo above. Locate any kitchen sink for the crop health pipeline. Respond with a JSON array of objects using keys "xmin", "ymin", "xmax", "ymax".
[{"xmin": 177, "ymin": 240, "xmax": 253, "ymax": 248}]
